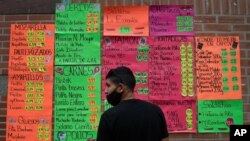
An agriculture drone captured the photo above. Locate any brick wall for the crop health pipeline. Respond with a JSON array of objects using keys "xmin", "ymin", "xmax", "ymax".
[{"xmin": 0, "ymin": 0, "xmax": 249, "ymax": 140}]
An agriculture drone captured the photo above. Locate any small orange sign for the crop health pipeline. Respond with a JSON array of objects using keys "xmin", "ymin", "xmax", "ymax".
[{"xmin": 104, "ymin": 6, "xmax": 149, "ymax": 36}]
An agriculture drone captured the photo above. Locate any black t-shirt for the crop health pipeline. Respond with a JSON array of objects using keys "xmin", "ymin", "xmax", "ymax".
[{"xmin": 97, "ymin": 99, "xmax": 169, "ymax": 141}]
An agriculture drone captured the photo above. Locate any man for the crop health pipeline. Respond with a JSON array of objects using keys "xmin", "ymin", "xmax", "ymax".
[{"xmin": 97, "ymin": 66, "xmax": 169, "ymax": 141}]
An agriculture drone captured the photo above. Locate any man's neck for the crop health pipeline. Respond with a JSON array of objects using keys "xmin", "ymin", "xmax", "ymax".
[{"xmin": 121, "ymin": 91, "xmax": 134, "ymax": 101}]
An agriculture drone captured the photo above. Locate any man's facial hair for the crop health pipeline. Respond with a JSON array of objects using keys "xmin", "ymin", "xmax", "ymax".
[{"xmin": 106, "ymin": 88, "xmax": 122, "ymax": 106}]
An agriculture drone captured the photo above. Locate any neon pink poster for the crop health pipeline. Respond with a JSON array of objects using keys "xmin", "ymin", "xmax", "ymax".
[
  {"xmin": 102, "ymin": 37, "xmax": 149, "ymax": 100},
  {"xmin": 148, "ymin": 36, "xmax": 195, "ymax": 100},
  {"xmin": 152, "ymin": 100, "xmax": 197, "ymax": 133},
  {"xmin": 150, "ymin": 5, "xmax": 194, "ymax": 36}
]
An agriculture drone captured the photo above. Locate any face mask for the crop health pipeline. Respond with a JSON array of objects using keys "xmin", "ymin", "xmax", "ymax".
[{"xmin": 106, "ymin": 88, "xmax": 122, "ymax": 106}]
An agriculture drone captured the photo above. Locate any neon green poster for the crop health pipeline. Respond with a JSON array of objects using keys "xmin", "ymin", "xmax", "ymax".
[
  {"xmin": 56, "ymin": 3, "xmax": 100, "ymax": 33},
  {"xmin": 55, "ymin": 3, "xmax": 101, "ymax": 65},
  {"xmin": 55, "ymin": 33, "xmax": 100, "ymax": 65},
  {"xmin": 103, "ymin": 100, "xmax": 113, "ymax": 111},
  {"xmin": 54, "ymin": 65, "xmax": 101, "ymax": 141},
  {"xmin": 198, "ymin": 100, "xmax": 243, "ymax": 133}
]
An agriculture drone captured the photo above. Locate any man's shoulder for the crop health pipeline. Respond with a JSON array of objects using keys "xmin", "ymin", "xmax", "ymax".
[
  {"xmin": 102, "ymin": 99, "xmax": 162, "ymax": 115},
  {"xmin": 102, "ymin": 105, "xmax": 119, "ymax": 117},
  {"xmin": 136, "ymin": 99, "xmax": 161, "ymax": 108}
]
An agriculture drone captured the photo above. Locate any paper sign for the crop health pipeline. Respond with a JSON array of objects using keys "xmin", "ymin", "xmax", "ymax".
[
  {"xmin": 198, "ymin": 100, "xmax": 243, "ymax": 133},
  {"xmin": 54, "ymin": 131, "xmax": 97, "ymax": 141},
  {"xmin": 55, "ymin": 3, "xmax": 101, "ymax": 65},
  {"xmin": 7, "ymin": 24, "xmax": 54, "ymax": 141},
  {"xmin": 54, "ymin": 65, "xmax": 101, "ymax": 141},
  {"xmin": 148, "ymin": 36, "xmax": 195, "ymax": 100},
  {"xmin": 150, "ymin": 5, "xmax": 194, "ymax": 36},
  {"xmin": 195, "ymin": 36, "xmax": 241, "ymax": 100},
  {"xmin": 55, "ymin": 33, "xmax": 100, "ymax": 65},
  {"xmin": 103, "ymin": 100, "xmax": 113, "ymax": 111},
  {"xmin": 104, "ymin": 6, "xmax": 149, "ymax": 36},
  {"xmin": 56, "ymin": 3, "xmax": 100, "ymax": 33},
  {"xmin": 152, "ymin": 100, "xmax": 197, "ymax": 133},
  {"xmin": 102, "ymin": 37, "xmax": 149, "ymax": 100}
]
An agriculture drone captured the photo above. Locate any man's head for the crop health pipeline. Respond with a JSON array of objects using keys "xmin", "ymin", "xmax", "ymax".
[{"xmin": 105, "ymin": 66, "xmax": 136, "ymax": 106}]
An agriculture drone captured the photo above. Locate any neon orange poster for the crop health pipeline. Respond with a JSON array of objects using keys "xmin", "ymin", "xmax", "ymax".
[
  {"xmin": 195, "ymin": 36, "xmax": 241, "ymax": 100},
  {"xmin": 6, "ymin": 24, "xmax": 54, "ymax": 141},
  {"xmin": 104, "ymin": 6, "xmax": 149, "ymax": 36}
]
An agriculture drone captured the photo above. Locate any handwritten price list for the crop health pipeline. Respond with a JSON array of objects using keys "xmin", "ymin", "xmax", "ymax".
[
  {"xmin": 152, "ymin": 100, "xmax": 197, "ymax": 132},
  {"xmin": 86, "ymin": 13, "xmax": 99, "ymax": 33},
  {"xmin": 148, "ymin": 36, "xmax": 195, "ymax": 100},
  {"xmin": 176, "ymin": 16, "xmax": 193, "ymax": 32},
  {"xmin": 221, "ymin": 49, "xmax": 239, "ymax": 92},
  {"xmin": 7, "ymin": 24, "xmax": 54, "ymax": 141},
  {"xmin": 55, "ymin": 3, "xmax": 101, "ymax": 65},
  {"xmin": 136, "ymin": 43, "xmax": 149, "ymax": 95},
  {"xmin": 56, "ymin": 3, "xmax": 100, "ymax": 33},
  {"xmin": 180, "ymin": 42, "xmax": 194, "ymax": 97},
  {"xmin": 37, "ymin": 122, "xmax": 51, "ymax": 140},
  {"xmin": 149, "ymin": 5, "xmax": 194, "ymax": 36},
  {"xmin": 198, "ymin": 100, "xmax": 243, "ymax": 133},
  {"xmin": 27, "ymin": 30, "xmax": 45, "ymax": 47},
  {"xmin": 54, "ymin": 66, "xmax": 100, "ymax": 141},
  {"xmin": 102, "ymin": 37, "xmax": 149, "ymax": 100},
  {"xmin": 25, "ymin": 81, "xmax": 44, "ymax": 110},
  {"xmin": 87, "ymin": 77, "xmax": 99, "ymax": 126},
  {"xmin": 196, "ymin": 36, "xmax": 242, "ymax": 100},
  {"xmin": 135, "ymin": 72, "xmax": 149, "ymax": 95}
]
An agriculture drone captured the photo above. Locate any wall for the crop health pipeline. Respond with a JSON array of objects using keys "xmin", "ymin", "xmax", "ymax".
[{"xmin": 0, "ymin": 0, "xmax": 249, "ymax": 140}]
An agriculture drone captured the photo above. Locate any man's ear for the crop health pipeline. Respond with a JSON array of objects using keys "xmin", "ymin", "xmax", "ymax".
[{"xmin": 117, "ymin": 83, "xmax": 124, "ymax": 93}]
